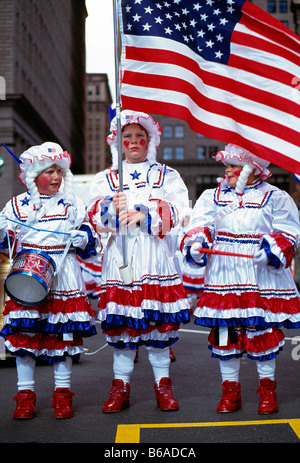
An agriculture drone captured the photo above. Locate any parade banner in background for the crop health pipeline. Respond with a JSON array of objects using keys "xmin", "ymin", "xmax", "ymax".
[{"xmin": 118, "ymin": 0, "xmax": 300, "ymax": 174}]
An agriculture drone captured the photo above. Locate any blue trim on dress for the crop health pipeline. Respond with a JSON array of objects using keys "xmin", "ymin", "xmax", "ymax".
[
  {"xmin": 0, "ymin": 319, "xmax": 97, "ymax": 338},
  {"xmin": 107, "ymin": 336, "xmax": 179, "ymax": 350},
  {"xmin": 135, "ymin": 204, "xmax": 152, "ymax": 235},
  {"xmin": 194, "ymin": 316, "xmax": 300, "ymax": 329},
  {"xmin": 101, "ymin": 308, "xmax": 190, "ymax": 331},
  {"xmin": 100, "ymin": 196, "xmax": 119, "ymax": 229},
  {"xmin": 74, "ymin": 224, "xmax": 97, "ymax": 259},
  {"xmin": 261, "ymin": 238, "xmax": 281, "ymax": 269},
  {"xmin": 208, "ymin": 346, "xmax": 283, "ymax": 361},
  {"xmin": 186, "ymin": 243, "xmax": 208, "ymax": 267}
]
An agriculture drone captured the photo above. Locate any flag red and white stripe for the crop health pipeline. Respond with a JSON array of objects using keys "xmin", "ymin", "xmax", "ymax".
[{"xmin": 118, "ymin": 0, "xmax": 300, "ymax": 175}]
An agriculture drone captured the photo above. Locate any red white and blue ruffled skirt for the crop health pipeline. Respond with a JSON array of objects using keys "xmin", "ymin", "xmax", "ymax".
[{"xmin": 98, "ymin": 235, "xmax": 190, "ymax": 350}]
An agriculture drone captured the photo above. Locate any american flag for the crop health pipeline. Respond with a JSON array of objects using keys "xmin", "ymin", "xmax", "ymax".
[{"xmin": 118, "ymin": 0, "xmax": 300, "ymax": 175}]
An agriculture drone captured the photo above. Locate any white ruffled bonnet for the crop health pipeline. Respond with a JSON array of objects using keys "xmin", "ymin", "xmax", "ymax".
[
  {"xmin": 19, "ymin": 142, "xmax": 71, "ymax": 186},
  {"xmin": 18, "ymin": 142, "xmax": 73, "ymax": 223},
  {"xmin": 106, "ymin": 110, "xmax": 162, "ymax": 168},
  {"xmin": 214, "ymin": 144, "xmax": 271, "ymax": 194}
]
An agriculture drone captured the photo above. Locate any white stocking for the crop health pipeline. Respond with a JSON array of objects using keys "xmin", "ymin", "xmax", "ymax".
[
  {"xmin": 113, "ymin": 349, "xmax": 136, "ymax": 385},
  {"xmin": 147, "ymin": 346, "xmax": 170, "ymax": 384},
  {"xmin": 218, "ymin": 357, "xmax": 241, "ymax": 383},
  {"xmin": 54, "ymin": 356, "xmax": 73, "ymax": 390},
  {"xmin": 16, "ymin": 355, "xmax": 36, "ymax": 391},
  {"xmin": 256, "ymin": 359, "xmax": 276, "ymax": 380}
]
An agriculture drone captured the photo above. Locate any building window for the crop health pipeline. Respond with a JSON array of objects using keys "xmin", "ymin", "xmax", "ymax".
[
  {"xmin": 209, "ymin": 146, "xmax": 219, "ymax": 157},
  {"xmin": 163, "ymin": 146, "xmax": 173, "ymax": 160},
  {"xmin": 175, "ymin": 125, "xmax": 184, "ymax": 138},
  {"xmin": 279, "ymin": 0, "xmax": 288, "ymax": 12},
  {"xmin": 196, "ymin": 175, "xmax": 218, "ymax": 197},
  {"xmin": 163, "ymin": 125, "xmax": 173, "ymax": 138},
  {"xmin": 197, "ymin": 146, "xmax": 205, "ymax": 159},
  {"xmin": 175, "ymin": 146, "xmax": 185, "ymax": 160},
  {"xmin": 267, "ymin": 0, "xmax": 276, "ymax": 12}
]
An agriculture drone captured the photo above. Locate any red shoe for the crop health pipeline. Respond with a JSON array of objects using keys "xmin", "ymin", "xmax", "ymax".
[
  {"xmin": 169, "ymin": 347, "xmax": 176, "ymax": 362},
  {"xmin": 216, "ymin": 381, "xmax": 241, "ymax": 413},
  {"xmin": 102, "ymin": 379, "xmax": 130, "ymax": 413},
  {"xmin": 256, "ymin": 378, "xmax": 278, "ymax": 415},
  {"xmin": 154, "ymin": 377, "xmax": 179, "ymax": 411},
  {"xmin": 13, "ymin": 389, "xmax": 36, "ymax": 420},
  {"xmin": 52, "ymin": 388, "xmax": 74, "ymax": 419}
]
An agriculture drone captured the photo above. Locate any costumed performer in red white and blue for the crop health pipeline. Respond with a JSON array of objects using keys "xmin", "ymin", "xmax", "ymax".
[
  {"xmin": 181, "ymin": 144, "xmax": 300, "ymax": 415},
  {"xmin": 88, "ymin": 110, "xmax": 190, "ymax": 413},
  {"xmin": 0, "ymin": 142, "xmax": 98, "ymax": 419}
]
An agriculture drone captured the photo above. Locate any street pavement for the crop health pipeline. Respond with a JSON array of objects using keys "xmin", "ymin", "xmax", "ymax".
[{"xmin": 0, "ymin": 313, "xmax": 299, "ymax": 448}]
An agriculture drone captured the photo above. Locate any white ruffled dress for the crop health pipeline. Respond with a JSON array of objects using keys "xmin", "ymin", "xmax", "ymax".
[{"xmin": 88, "ymin": 160, "xmax": 191, "ymax": 350}]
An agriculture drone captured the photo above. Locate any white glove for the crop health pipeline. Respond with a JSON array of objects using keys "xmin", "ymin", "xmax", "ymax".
[
  {"xmin": 70, "ymin": 230, "xmax": 89, "ymax": 249},
  {"xmin": 253, "ymin": 249, "xmax": 268, "ymax": 267},
  {"xmin": 190, "ymin": 242, "xmax": 205, "ymax": 263}
]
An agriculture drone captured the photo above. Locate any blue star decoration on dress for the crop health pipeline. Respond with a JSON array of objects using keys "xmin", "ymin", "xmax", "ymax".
[
  {"xmin": 21, "ymin": 196, "xmax": 30, "ymax": 206},
  {"xmin": 222, "ymin": 186, "xmax": 233, "ymax": 194},
  {"xmin": 130, "ymin": 170, "xmax": 142, "ymax": 180},
  {"xmin": 57, "ymin": 198, "xmax": 68, "ymax": 207}
]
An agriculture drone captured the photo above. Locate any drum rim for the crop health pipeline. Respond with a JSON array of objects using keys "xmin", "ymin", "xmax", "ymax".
[
  {"xmin": 13, "ymin": 248, "xmax": 57, "ymax": 269},
  {"xmin": 4, "ymin": 271, "xmax": 48, "ymax": 306}
]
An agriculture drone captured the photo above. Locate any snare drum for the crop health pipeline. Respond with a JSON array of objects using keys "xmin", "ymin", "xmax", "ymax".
[{"xmin": 4, "ymin": 249, "xmax": 56, "ymax": 306}]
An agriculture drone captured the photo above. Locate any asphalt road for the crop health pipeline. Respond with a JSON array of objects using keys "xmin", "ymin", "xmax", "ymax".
[{"xmin": 0, "ymin": 313, "xmax": 299, "ymax": 449}]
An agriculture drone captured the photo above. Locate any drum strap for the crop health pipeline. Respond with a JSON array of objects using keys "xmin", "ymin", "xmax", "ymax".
[
  {"xmin": 7, "ymin": 230, "xmax": 17, "ymax": 266},
  {"xmin": 54, "ymin": 237, "xmax": 72, "ymax": 275}
]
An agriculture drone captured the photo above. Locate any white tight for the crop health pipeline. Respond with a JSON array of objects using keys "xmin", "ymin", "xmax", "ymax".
[
  {"xmin": 53, "ymin": 356, "xmax": 72, "ymax": 389},
  {"xmin": 218, "ymin": 357, "xmax": 276, "ymax": 382},
  {"xmin": 147, "ymin": 346, "xmax": 170, "ymax": 385},
  {"xmin": 16, "ymin": 355, "xmax": 73, "ymax": 391},
  {"xmin": 113, "ymin": 346, "xmax": 171, "ymax": 385},
  {"xmin": 16, "ymin": 355, "xmax": 36, "ymax": 392}
]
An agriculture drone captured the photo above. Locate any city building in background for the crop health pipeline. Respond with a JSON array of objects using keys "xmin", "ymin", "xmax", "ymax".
[
  {"xmin": 258, "ymin": 0, "xmax": 295, "ymax": 29},
  {"xmin": 86, "ymin": 73, "xmax": 112, "ymax": 173},
  {"xmin": 0, "ymin": 0, "xmax": 87, "ymax": 208},
  {"xmin": 292, "ymin": 0, "xmax": 300, "ymax": 34}
]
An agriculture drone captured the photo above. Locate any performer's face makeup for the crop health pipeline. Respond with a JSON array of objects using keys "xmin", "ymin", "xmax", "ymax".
[
  {"xmin": 35, "ymin": 164, "xmax": 64, "ymax": 195},
  {"xmin": 122, "ymin": 123, "xmax": 149, "ymax": 163},
  {"xmin": 225, "ymin": 164, "xmax": 242, "ymax": 187}
]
